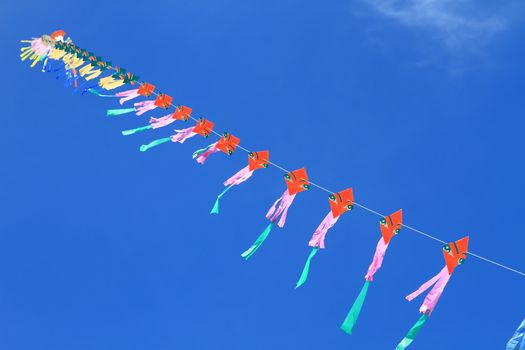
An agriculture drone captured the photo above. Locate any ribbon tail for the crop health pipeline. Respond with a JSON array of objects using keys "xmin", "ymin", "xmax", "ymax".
[
  {"xmin": 210, "ymin": 185, "xmax": 234, "ymax": 215},
  {"xmin": 241, "ymin": 223, "xmax": 274, "ymax": 260},
  {"xmin": 340, "ymin": 280, "xmax": 370, "ymax": 335},
  {"xmin": 107, "ymin": 107, "xmax": 136, "ymax": 116},
  {"xmin": 139, "ymin": 137, "xmax": 171, "ymax": 152},
  {"xmin": 395, "ymin": 314, "xmax": 428, "ymax": 350},
  {"xmin": 295, "ymin": 247, "xmax": 319, "ymax": 289},
  {"xmin": 86, "ymin": 89, "xmax": 115, "ymax": 97},
  {"xmin": 122, "ymin": 124, "xmax": 152, "ymax": 136}
]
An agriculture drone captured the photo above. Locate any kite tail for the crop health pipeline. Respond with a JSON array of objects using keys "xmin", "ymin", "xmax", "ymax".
[
  {"xmin": 340, "ymin": 280, "xmax": 370, "ymax": 335},
  {"xmin": 211, "ymin": 166, "xmax": 254, "ymax": 215},
  {"xmin": 210, "ymin": 184, "xmax": 234, "ymax": 215},
  {"xmin": 150, "ymin": 114, "xmax": 177, "ymax": 130},
  {"xmin": 87, "ymin": 88, "xmax": 116, "ymax": 98},
  {"xmin": 308, "ymin": 211, "xmax": 339, "ymax": 249},
  {"xmin": 115, "ymin": 88, "xmax": 140, "ymax": 104},
  {"xmin": 139, "ymin": 137, "xmax": 171, "ymax": 152},
  {"xmin": 295, "ymin": 247, "xmax": 319, "ymax": 288},
  {"xmin": 395, "ymin": 314, "xmax": 428, "ymax": 350},
  {"xmin": 171, "ymin": 127, "xmax": 197, "ymax": 144},
  {"xmin": 107, "ymin": 107, "xmax": 136, "ymax": 116},
  {"xmin": 365, "ymin": 237, "xmax": 389, "ymax": 282},
  {"xmin": 241, "ymin": 222, "xmax": 274, "ymax": 260},
  {"xmin": 265, "ymin": 190, "xmax": 297, "ymax": 228},
  {"xmin": 122, "ymin": 124, "xmax": 152, "ymax": 135},
  {"xmin": 134, "ymin": 100, "xmax": 157, "ymax": 116},
  {"xmin": 192, "ymin": 142, "xmax": 219, "ymax": 164},
  {"xmin": 406, "ymin": 266, "xmax": 450, "ymax": 315}
]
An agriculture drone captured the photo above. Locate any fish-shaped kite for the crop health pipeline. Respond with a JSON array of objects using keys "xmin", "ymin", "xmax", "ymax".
[
  {"xmin": 340, "ymin": 209, "xmax": 402, "ymax": 334},
  {"xmin": 241, "ymin": 168, "xmax": 310, "ymax": 260},
  {"xmin": 395, "ymin": 236, "xmax": 469, "ymax": 350},
  {"xmin": 121, "ymin": 105, "xmax": 193, "ymax": 135},
  {"xmin": 295, "ymin": 188, "xmax": 354, "ymax": 288},
  {"xmin": 507, "ymin": 318, "xmax": 525, "ymax": 350},
  {"xmin": 210, "ymin": 151, "xmax": 270, "ymax": 214},
  {"xmin": 139, "ymin": 118, "xmax": 215, "ymax": 152},
  {"xmin": 192, "ymin": 132, "xmax": 240, "ymax": 164}
]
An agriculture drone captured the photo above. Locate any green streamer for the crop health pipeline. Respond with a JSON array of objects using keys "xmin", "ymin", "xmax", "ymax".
[
  {"xmin": 192, "ymin": 147, "xmax": 208, "ymax": 158},
  {"xmin": 139, "ymin": 137, "xmax": 171, "ymax": 152},
  {"xmin": 241, "ymin": 223, "xmax": 274, "ymax": 260},
  {"xmin": 210, "ymin": 185, "xmax": 233, "ymax": 215},
  {"xmin": 122, "ymin": 124, "xmax": 152, "ymax": 136},
  {"xmin": 87, "ymin": 89, "xmax": 115, "ymax": 97},
  {"xmin": 295, "ymin": 247, "xmax": 319, "ymax": 289},
  {"xmin": 340, "ymin": 280, "xmax": 370, "ymax": 335},
  {"xmin": 107, "ymin": 107, "xmax": 136, "ymax": 116},
  {"xmin": 395, "ymin": 314, "xmax": 428, "ymax": 350}
]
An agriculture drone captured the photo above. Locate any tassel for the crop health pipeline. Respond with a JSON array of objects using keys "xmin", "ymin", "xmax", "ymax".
[
  {"xmin": 139, "ymin": 137, "xmax": 171, "ymax": 152},
  {"xmin": 241, "ymin": 223, "xmax": 274, "ymax": 260},
  {"xmin": 340, "ymin": 280, "xmax": 370, "ymax": 335},
  {"xmin": 192, "ymin": 143, "xmax": 219, "ymax": 164},
  {"xmin": 266, "ymin": 190, "xmax": 297, "ymax": 228},
  {"xmin": 150, "ymin": 114, "xmax": 177, "ymax": 130},
  {"xmin": 210, "ymin": 185, "xmax": 234, "ymax": 214},
  {"xmin": 171, "ymin": 127, "xmax": 197, "ymax": 144},
  {"xmin": 295, "ymin": 247, "xmax": 319, "ymax": 288},
  {"xmin": 122, "ymin": 125, "xmax": 152, "ymax": 135},
  {"xmin": 395, "ymin": 314, "xmax": 428, "ymax": 350},
  {"xmin": 107, "ymin": 107, "xmax": 136, "ymax": 116},
  {"xmin": 134, "ymin": 100, "xmax": 157, "ymax": 116}
]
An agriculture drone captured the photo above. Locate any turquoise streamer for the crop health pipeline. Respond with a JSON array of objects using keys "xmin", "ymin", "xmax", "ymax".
[
  {"xmin": 139, "ymin": 137, "xmax": 171, "ymax": 152},
  {"xmin": 340, "ymin": 280, "xmax": 370, "ymax": 335},
  {"xmin": 87, "ymin": 89, "xmax": 115, "ymax": 97},
  {"xmin": 241, "ymin": 223, "xmax": 274, "ymax": 260},
  {"xmin": 107, "ymin": 107, "xmax": 136, "ymax": 116},
  {"xmin": 395, "ymin": 314, "xmax": 428, "ymax": 350},
  {"xmin": 210, "ymin": 185, "xmax": 234, "ymax": 215},
  {"xmin": 192, "ymin": 147, "xmax": 208, "ymax": 159},
  {"xmin": 295, "ymin": 247, "xmax": 319, "ymax": 289},
  {"xmin": 122, "ymin": 124, "xmax": 152, "ymax": 135}
]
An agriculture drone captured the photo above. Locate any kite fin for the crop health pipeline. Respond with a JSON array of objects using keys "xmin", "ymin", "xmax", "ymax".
[
  {"xmin": 295, "ymin": 247, "xmax": 319, "ymax": 289},
  {"xmin": 122, "ymin": 124, "xmax": 152, "ymax": 136},
  {"xmin": 340, "ymin": 280, "xmax": 370, "ymax": 335},
  {"xmin": 139, "ymin": 137, "xmax": 171, "ymax": 152},
  {"xmin": 395, "ymin": 314, "xmax": 428, "ymax": 350},
  {"xmin": 241, "ymin": 222, "xmax": 274, "ymax": 260}
]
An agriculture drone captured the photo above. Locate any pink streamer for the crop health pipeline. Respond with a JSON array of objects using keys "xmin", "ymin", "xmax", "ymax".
[
  {"xmin": 365, "ymin": 237, "xmax": 389, "ymax": 281},
  {"xmin": 224, "ymin": 165, "xmax": 254, "ymax": 186},
  {"xmin": 194, "ymin": 143, "xmax": 220, "ymax": 164},
  {"xmin": 116, "ymin": 89, "xmax": 140, "ymax": 105},
  {"xmin": 31, "ymin": 38, "xmax": 50, "ymax": 56},
  {"xmin": 150, "ymin": 114, "xmax": 177, "ymax": 129},
  {"xmin": 266, "ymin": 190, "xmax": 296, "ymax": 228},
  {"xmin": 406, "ymin": 266, "xmax": 451, "ymax": 315},
  {"xmin": 308, "ymin": 211, "xmax": 339, "ymax": 249},
  {"xmin": 170, "ymin": 127, "xmax": 197, "ymax": 143},
  {"xmin": 133, "ymin": 100, "xmax": 157, "ymax": 116}
]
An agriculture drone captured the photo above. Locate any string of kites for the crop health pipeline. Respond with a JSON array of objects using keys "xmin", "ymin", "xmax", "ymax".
[{"xmin": 20, "ymin": 30, "xmax": 524, "ymax": 350}]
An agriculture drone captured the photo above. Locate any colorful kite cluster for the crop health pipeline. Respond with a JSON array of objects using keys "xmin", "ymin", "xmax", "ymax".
[{"xmin": 20, "ymin": 30, "xmax": 512, "ymax": 349}]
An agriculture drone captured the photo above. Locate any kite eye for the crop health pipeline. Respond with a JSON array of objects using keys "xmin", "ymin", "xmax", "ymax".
[
  {"xmin": 394, "ymin": 228, "xmax": 400, "ymax": 234},
  {"xmin": 228, "ymin": 149, "xmax": 233, "ymax": 156},
  {"xmin": 248, "ymin": 152, "xmax": 255, "ymax": 159},
  {"xmin": 458, "ymin": 257, "xmax": 465, "ymax": 265},
  {"xmin": 443, "ymin": 244, "xmax": 451, "ymax": 253},
  {"xmin": 346, "ymin": 204, "xmax": 354, "ymax": 210},
  {"xmin": 329, "ymin": 194, "xmax": 336, "ymax": 202},
  {"xmin": 302, "ymin": 184, "xmax": 310, "ymax": 190},
  {"xmin": 262, "ymin": 163, "xmax": 269, "ymax": 168},
  {"xmin": 380, "ymin": 218, "xmax": 387, "ymax": 226},
  {"xmin": 204, "ymin": 133, "xmax": 209, "ymax": 138},
  {"xmin": 284, "ymin": 174, "xmax": 291, "ymax": 181}
]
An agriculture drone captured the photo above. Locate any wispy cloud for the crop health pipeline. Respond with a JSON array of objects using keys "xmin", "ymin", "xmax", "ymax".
[{"xmin": 364, "ymin": 0, "xmax": 510, "ymax": 48}]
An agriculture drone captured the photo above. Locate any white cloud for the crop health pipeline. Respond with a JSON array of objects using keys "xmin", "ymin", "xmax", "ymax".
[{"xmin": 364, "ymin": 0, "xmax": 510, "ymax": 48}]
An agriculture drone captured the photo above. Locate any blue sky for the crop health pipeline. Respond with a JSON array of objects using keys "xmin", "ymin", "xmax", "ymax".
[{"xmin": 1, "ymin": 0, "xmax": 525, "ymax": 349}]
